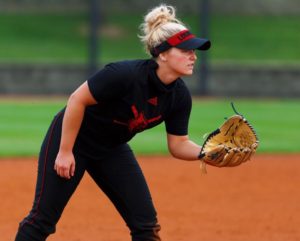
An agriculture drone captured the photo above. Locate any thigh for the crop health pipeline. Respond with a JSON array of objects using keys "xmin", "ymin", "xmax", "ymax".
[
  {"xmin": 20, "ymin": 112, "xmax": 86, "ymax": 233},
  {"xmin": 86, "ymin": 144, "xmax": 158, "ymax": 227}
]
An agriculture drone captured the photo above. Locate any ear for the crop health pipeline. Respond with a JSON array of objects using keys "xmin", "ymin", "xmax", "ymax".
[{"xmin": 158, "ymin": 52, "xmax": 167, "ymax": 62}]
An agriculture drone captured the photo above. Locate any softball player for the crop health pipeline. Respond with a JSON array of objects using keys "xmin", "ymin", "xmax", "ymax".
[{"xmin": 15, "ymin": 4, "xmax": 210, "ymax": 241}]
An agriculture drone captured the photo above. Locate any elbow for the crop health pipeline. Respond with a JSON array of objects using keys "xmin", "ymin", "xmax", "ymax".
[
  {"xmin": 170, "ymin": 152, "xmax": 181, "ymax": 160},
  {"xmin": 169, "ymin": 149, "xmax": 185, "ymax": 160},
  {"xmin": 168, "ymin": 145, "xmax": 182, "ymax": 160},
  {"xmin": 167, "ymin": 134, "xmax": 189, "ymax": 160}
]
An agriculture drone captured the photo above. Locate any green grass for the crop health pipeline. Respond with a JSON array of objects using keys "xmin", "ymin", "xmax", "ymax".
[
  {"xmin": 0, "ymin": 12, "xmax": 300, "ymax": 64},
  {"xmin": 131, "ymin": 99, "xmax": 300, "ymax": 154},
  {"xmin": 0, "ymin": 99, "xmax": 66, "ymax": 156},
  {"xmin": 0, "ymin": 98, "xmax": 299, "ymax": 157},
  {"xmin": 0, "ymin": 13, "xmax": 88, "ymax": 64},
  {"xmin": 209, "ymin": 15, "xmax": 300, "ymax": 64}
]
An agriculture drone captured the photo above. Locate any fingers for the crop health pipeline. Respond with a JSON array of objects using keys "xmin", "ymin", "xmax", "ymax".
[
  {"xmin": 54, "ymin": 161, "xmax": 75, "ymax": 179},
  {"xmin": 226, "ymin": 150, "xmax": 244, "ymax": 167},
  {"xmin": 57, "ymin": 166, "xmax": 71, "ymax": 179},
  {"xmin": 70, "ymin": 162, "xmax": 76, "ymax": 177},
  {"xmin": 223, "ymin": 147, "xmax": 254, "ymax": 167},
  {"xmin": 201, "ymin": 146, "xmax": 255, "ymax": 168},
  {"xmin": 218, "ymin": 148, "xmax": 235, "ymax": 166}
]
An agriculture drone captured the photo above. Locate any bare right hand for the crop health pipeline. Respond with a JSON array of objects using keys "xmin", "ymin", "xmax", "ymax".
[{"xmin": 54, "ymin": 151, "xmax": 76, "ymax": 179}]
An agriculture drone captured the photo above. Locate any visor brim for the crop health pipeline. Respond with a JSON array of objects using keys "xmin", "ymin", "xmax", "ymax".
[{"xmin": 176, "ymin": 38, "xmax": 211, "ymax": 51}]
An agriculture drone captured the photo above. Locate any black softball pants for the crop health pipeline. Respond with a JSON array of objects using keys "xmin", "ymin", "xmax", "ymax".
[{"xmin": 15, "ymin": 112, "xmax": 161, "ymax": 241}]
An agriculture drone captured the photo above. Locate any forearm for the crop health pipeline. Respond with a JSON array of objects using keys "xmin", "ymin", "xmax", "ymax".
[
  {"xmin": 167, "ymin": 134, "xmax": 201, "ymax": 161},
  {"xmin": 54, "ymin": 82, "xmax": 96, "ymax": 179},
  {"xmin": 59, "ymin": 94, "xmax": 86, "ymax": 153}
]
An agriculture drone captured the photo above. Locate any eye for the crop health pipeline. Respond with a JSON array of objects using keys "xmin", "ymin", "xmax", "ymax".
[
  {"xmin": 180, "ymin": 49, "xmax": 189, "ymax": 53},
  {"xmin": 180, "ymin": 49, "xmax": 195, "ymax": 54}
]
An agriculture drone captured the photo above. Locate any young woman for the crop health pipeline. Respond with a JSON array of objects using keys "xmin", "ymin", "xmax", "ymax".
[{"xmin": 15, "ymin": 4, "xmax": 210, "ymax": 241}]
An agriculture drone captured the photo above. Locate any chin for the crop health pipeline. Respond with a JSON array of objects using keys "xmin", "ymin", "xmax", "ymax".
[
  {"xmin": 184, "ymin": 70, "xmax": 193, "ymax": 75},
  {"xmin": 177, "ymin": 69, "xmax": 193, "ymax": 77}
]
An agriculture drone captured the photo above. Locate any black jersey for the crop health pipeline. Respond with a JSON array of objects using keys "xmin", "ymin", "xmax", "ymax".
[{"xmin": 77, "ymin": 59, "xmax": 192, "ymax": 150}]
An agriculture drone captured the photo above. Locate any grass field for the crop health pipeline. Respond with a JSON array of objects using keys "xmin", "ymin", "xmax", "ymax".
[
  {"xmin": 0, "ymin": 12, "xmax": 300, "ymax": 64},
  {"xmin": 0, "ymin": 98, "xmax": 299, "ymax": 157}
]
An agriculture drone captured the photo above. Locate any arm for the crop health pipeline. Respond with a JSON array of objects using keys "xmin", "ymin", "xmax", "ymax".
[
  {"xmin": 167, "ymin": 133, "xmax": 201, "ymax": 161},
  {"xmin": 54, "ymin": 81, "xmax": 97, "ymax": 179}
]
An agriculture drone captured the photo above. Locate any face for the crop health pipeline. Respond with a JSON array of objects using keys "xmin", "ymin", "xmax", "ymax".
[{"xmin": 161, "ymin": 48, "xmax": 197, "ymax": 76}]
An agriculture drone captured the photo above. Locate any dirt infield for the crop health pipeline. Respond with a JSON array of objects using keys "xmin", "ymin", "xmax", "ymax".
[{"xmin": 1, "ymin": 154, "xmax": 300, "ymax": 241}]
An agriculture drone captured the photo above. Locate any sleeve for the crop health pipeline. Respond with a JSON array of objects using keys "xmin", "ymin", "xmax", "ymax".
[
  {"xmin": 164, "ymin": 84, "xmax": 192, "ymax": 136},
  {"xmin": 87, "ymin": 62, "xmax": 130, "ymax": 102}
]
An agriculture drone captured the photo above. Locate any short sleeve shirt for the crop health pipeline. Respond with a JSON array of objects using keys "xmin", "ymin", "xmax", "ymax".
[{"xmin": 77, "ymin": 59, "xmax": 192, "ymax": 150}]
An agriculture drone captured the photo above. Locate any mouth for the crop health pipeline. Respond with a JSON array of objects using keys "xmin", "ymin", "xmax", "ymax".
[{"xmin": 187, "ymin": 63, "xmax": 194, "ymax": 69}]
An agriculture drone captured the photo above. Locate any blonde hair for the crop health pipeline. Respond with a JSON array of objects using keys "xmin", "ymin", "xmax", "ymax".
[{"xmin": 139, "ymin": 4, "xmax": 187, "ymax": 55}]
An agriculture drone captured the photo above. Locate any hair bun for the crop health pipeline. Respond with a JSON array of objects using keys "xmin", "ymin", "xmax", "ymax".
[
  {"xmin": 143, "ymin": 5, "xmax": 177, "ymax": 35},
  {"xmin": 139, "ymin": 4, "xmax": 185, "ymax": 55}
]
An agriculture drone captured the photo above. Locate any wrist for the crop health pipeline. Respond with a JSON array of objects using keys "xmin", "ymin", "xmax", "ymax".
[
  {"xmin": 198, "ymin": 146, "xmax": 204, "ymax": 159},
  {"xmin": 198, "ymin": 152, "xmax": 205, "ymax": 159},
  {"xmin": 58, "ymin": 145, "xmax": 73, "ymax": 154}
]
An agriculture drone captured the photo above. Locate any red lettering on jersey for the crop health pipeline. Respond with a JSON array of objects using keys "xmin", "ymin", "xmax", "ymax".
[
  {"xmin": 113, "ymin": 104, "xmax": 161, "ymax": 133},
  {"xmin": 147, "ymin": 97, "xmax": 158, "ymax": 106}
]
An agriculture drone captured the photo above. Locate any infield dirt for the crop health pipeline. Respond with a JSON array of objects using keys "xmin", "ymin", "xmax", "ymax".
[{"xmin": 1, "ymin": 154, "xmax": 300, "ymax": 241}]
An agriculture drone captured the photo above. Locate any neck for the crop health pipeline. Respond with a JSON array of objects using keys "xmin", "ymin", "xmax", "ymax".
[{"xmin": 155, "ymin": 59, "xmax": 180, "ymax": 85}]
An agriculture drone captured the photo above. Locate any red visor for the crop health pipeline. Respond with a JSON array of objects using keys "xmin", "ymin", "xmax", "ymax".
[
  {"xmin": 167, "ymin": 30, "xmax": 195, "ymax": 46},
  {"xmin": 150, "ymin": 29, "xmax": 210, "ymax": 57}
]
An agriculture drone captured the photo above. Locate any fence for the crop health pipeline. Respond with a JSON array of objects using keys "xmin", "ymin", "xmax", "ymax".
[
  {"xmin": 1, "ymin": 64, "xmax": 299, "ymax": 97},
  {"xmin": 1, "ymin": 0, "xmax": 299, "ymax": 97}
]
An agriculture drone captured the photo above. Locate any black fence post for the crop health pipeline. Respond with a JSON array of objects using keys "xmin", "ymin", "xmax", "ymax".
[
  {"xmin": 198, "ymin": 0, "xmax": 210, "ymax": 96},
  {"xmin": 88, "ymin": 0, "xmax": 100, "ymax": 75}
]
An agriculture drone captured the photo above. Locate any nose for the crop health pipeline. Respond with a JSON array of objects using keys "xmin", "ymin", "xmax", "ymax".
[{"xmin": 190, "ymin": 50, "xmax": 197, "ymax": 60}]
